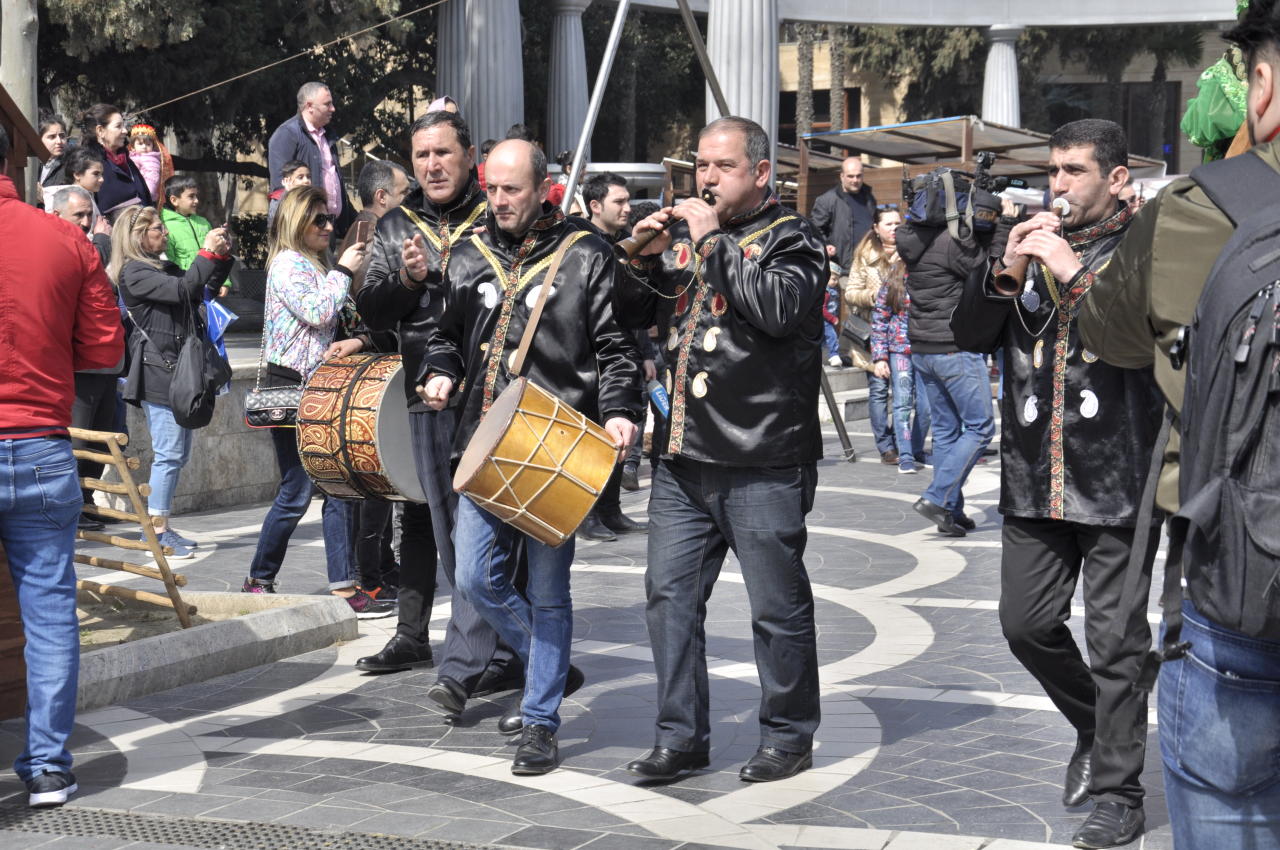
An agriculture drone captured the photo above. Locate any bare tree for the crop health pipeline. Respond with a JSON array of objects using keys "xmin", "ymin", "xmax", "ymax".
[
  {"xmin": 797, "ymin": 23, "xmax": 815, "ymax": 138},
  {"xmin": 829, "ymin": 25, "xmax": 846, "ymax": 130}
]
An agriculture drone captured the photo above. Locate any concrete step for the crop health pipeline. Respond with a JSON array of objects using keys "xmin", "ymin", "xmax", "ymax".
[{"xmin": 824, "ymin": 365, "xmax": 867, "ymax": 393}]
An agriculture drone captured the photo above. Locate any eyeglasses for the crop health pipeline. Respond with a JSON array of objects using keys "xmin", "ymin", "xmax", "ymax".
[{"xmin": 311, "ymin": 213, "xmax": 336, "ymax": 229}]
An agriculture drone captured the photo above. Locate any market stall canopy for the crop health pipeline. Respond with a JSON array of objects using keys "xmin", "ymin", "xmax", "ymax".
[{"xmin": 803, "ymin": 115, "xmax": 1168, "ymax": 182}]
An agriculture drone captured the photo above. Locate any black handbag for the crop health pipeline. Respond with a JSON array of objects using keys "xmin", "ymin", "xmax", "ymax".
[
  {"xmin": 128, "ymin": 302, "xmax": 230, "ymax": 430},
  {"xmin": 244, "ymin": 285, "xmax": 304, "ymax": 428},
  {"xmin": 841, "ymin": 312, "xmax": 873, "ymax": 351}
]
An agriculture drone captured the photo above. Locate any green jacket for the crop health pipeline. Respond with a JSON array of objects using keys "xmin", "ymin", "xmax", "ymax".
[
  {"xmin": 1078, "ymin": 140, "xmax": 1280, "ymax": 510},
  {"xmin": 161, "ymin": 207, "xmax": 217, "ymax": 276}
]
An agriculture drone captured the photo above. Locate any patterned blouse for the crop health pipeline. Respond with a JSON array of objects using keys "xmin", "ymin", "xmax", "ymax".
[
  {"xmin": 264, "ymin": 249, "xmax": 351, "ymax": 377},
  {"xmin": 870, "ymin": 282, "xmax": 912, "ymax": 362}
]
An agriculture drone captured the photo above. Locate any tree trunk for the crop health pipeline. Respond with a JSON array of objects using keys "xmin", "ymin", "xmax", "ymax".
[
  {"xmin": 1149, "ymin": 57, "xmax": 1168, "ymax": 163},
  {"xmin": 797, "ymin": 24, "xmax": 814, "ymax": 138},
  {"xmin": 829, "ymin": 25, "xmax": 846, "ymax": 130},
  {"xmin": 1, "ymin": 0, "xmax": 40, "ymax": 200}
]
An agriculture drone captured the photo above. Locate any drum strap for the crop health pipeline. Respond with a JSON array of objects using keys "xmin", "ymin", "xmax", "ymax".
[{"xmin": 509, "ymin": 232, "xmax": 578, "ymax": 378}]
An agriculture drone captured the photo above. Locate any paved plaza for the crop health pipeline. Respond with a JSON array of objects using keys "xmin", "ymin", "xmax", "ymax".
[{"xmin": 0, "ymin": 419, "xmax": 1175, "ymax": 850}]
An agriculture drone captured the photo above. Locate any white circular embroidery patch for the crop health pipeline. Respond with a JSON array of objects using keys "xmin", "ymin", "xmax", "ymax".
[
  {"xmin": 1023, "ymin": 394, "xmax": 1039, "ymax": 424},
  {"xmin": 1081, "ymin": 389, "xmax": 1099, "ymax": 419},
  {"xmin": 478, "ymin": 282, "xmax": 497, "ymax": 310}
]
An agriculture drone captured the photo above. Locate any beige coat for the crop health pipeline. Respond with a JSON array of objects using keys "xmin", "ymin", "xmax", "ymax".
[{"xmin": 842, "ymin": 248, "xmax": 900, "ymax": 372}]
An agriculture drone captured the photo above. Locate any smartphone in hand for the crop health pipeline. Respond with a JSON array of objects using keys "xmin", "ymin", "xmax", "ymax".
[{"xmin": 353, "ymin": 219, "xmax": 372, "ymax": 245}]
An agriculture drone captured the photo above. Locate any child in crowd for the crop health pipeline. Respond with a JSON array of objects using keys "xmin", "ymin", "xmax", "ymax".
[
  {"xmin": 161, "ymin": 175, "xmax": 229, "ymax": 297},
  {"xmin": 54, "ymin": 146, "xmax": 111, "ymax": 236},
  {"xmin": 822, "ymin": 259, "xmax": 843, "ymax": 367},
  {"xmin": 870, "ymin": 265, "xmax": 920, "ymax": 474},
  {"xmin": 127, "ymin": 124, "xmax": 172, "ymax": 205},
  {"xmin": 267, "ymin": 160, "xmax": 311, "ymax": 230}
]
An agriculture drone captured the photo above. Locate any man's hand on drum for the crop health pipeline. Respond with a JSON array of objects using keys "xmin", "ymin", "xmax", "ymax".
[
  {"xmin": 604, "ymin": 416, "xmax": 638, "ymax": 460},
  {"xmin": 419, "ymin": 375, "xmax": 453, "ymax": 410},
  {"xmin": 324, "ymin": 338, "xmax": 364, "ymax": 361}
]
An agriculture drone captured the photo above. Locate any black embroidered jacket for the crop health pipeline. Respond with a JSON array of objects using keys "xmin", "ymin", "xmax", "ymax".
[
  {"xmin": 614, "ymin": 198, "xmax": 827, "ymax": 466},
  {"xmin": 955, "ymin": 203, "xmax": 1165, "ymax": 526}
]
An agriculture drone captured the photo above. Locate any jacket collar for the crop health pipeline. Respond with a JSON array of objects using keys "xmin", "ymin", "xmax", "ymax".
[
  {"xmin": 1066, "ymin": 202, "xmax": 1133, "ymax": 249},
  {"xmin": 724, "ymin": 193, "xmax": 778, "ymax": 229},
  {"xmin": 403, "ymin": 177, "xmax": 484, "ymax": 223},
  {"xmin": 484, "ymin": 201, "xmax": 565, "ymax": 251}
]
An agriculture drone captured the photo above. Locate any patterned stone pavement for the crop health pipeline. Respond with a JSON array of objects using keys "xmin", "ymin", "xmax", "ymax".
[{"xmin": 0, "ymin": 420, "xmax": 1175, "ymax": 850}]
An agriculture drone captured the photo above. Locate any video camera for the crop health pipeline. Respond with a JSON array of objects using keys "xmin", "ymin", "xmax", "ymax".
[{"xmin": 903, "ymin": 150, "xmax": 1025, "ymax": 235}]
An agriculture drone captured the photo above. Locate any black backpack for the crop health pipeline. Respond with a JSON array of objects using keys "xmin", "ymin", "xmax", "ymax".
[{"xmin": 1171, "ymin": 151, "xmax": 1280, "ymax": 641}]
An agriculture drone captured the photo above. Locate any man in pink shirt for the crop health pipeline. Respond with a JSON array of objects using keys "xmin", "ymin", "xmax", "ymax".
[{"xmin": 268, "ymin": 81, "xmax": 354, "ymax": 236}]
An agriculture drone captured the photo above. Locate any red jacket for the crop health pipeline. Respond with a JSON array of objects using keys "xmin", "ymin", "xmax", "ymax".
[{"xmin": 0, "ymin": 176, "xmax": 125, "ymax": 437}]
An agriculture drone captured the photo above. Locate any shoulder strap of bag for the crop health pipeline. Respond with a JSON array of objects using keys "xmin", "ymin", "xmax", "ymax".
[
  {"xmin": 941, "ymin": 170, "xmax": 961, "ymax": 241},
  {"xmin": 509, "ymin": 232, "xmax": 577, "ymax": 378},
  {"xmin": 1190, "ymin": 150, "xmax": 1279, "ymax": 226}
]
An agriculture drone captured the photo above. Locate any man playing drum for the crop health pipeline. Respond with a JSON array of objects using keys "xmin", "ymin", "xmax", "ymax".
[
  {"xmin": 421, "ymin": 139, "xmax": 644, "ymax": 775},
  {"xmin": 354, "ymin": 111, "xmax": 510, "ymax": 703},
  {"xmin": 618, "ymin": 117, "xmax": 828, "ymax": 783}
]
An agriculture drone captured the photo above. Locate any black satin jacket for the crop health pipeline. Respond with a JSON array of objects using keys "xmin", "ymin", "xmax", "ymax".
[
  {"xmin": 615, "ymin": 198, "xmax": 827, "ymax": 466},
  {"xmin": 425, "ymin": 205, "xmax": 645, "ymax": 460},
  {"xmin": 355, "ymin": 180, "xmax": 488, "ymax": 409},
  {"xmin": 955, "ymin": 204, "xmax": 1164, "ymax": 527}
]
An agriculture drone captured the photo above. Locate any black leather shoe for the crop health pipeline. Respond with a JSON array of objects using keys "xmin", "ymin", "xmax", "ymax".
[
  {"xmin": 620, "ymin": 465, "xmax": 640, "ymax": 491},
  {"xmin": 497, "ymin": 665, "xmax": 585, "ymax": 736},
  {"xmin": 1071, "ymin": 802, "xmax": 1144, "ymax": 848},
  {"xmin": 77, "ymin": 514, "xmax": 104, "ymax": 531},
  {"xmin": 356, "ymin": 636, "xmax": 433, "ymax": 674},
  {"xmin": 511, "ymin": 725, "xmax": 559, "ymax": 775},
  {"xmin": 577, "ymin": 513, "xmax": 616, "ymax": 542},
  {"xmin": 626, "ymin": 746, "xmax": 710, "ymax": 781},
  {"xmin": 1063, "ymin": 738, "xmax": 1094, "ymax": 807},
  {"xmin": 738, "ymin": 746, "xmax": 813, "ymax": 782},
  {"xmin": 953, "ymin": 514, "xmax": 976, "ymax": 531},
  {"xmin": 473, "ymin": 664, "xmax": 524, "ymax": 697},
  {"xmin": 600, "ymin": 511, "xmax": 647, "ymax": 534},
  {"xmin": 426, "ymin": 676, "xmax": 467, "ymax": 718},
  {"xmin": 913, "ymin": 498, "xmax": 966, "ymax": 537}
]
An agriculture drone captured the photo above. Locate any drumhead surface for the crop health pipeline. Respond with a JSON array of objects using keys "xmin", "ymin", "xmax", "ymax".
[
  {"xmin": 375, "ymin": 366, "xmax": 427, "ymax": 502},
  {"xmin": 454, "ymin": 378, "xmax": 526, "ymax": 492}
]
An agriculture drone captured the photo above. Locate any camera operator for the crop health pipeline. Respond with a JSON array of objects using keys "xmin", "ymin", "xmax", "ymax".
[
  {"xmin": 952, "ymin": 120, "xmax": 1164, "ymax": 849},
  {"xmin": 897, "ymin": 163, "xmax": 1004, "ymax": 537}
]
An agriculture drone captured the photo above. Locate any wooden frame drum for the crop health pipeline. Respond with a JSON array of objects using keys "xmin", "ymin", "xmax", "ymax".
[
  {"xmin": 454, "ymin": 377, "xmax": 618, "ymax": 547},
  {"xmin": 297, "ymin": 354, "xmax": 426, "ymax": 502}
]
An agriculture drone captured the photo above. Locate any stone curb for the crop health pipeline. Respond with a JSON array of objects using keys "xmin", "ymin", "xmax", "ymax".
[{"xmin": 77, "ymin": 592, "xmax": 358, "ymax": 712}]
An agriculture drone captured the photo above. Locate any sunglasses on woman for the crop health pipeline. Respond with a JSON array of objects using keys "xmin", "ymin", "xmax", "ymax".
[{"xmin": 311, "ymin": 212, "xmax": 337, "ymax": 229}]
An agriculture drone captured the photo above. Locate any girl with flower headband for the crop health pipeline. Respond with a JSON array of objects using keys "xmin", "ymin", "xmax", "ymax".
[{"xmin": 127, "ymin": 123, "xmax": 174, "ymax": 207}]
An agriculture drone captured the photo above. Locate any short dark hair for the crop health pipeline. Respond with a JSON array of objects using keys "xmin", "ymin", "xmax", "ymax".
[
  {"xmin": 480, "ymin": 138, "xmax": 497, "ymax": 157},
  {"xmin": 281, "ymin": 160, "xmax": 309, "ymax": 178},
  {"xmin": 67, "ymin": 145, "xmax": 105, "ymax": 178},
  {"xmin": 581, "ymin": 172, "xmax": 627, "ymax": 211},
  {"xmin": 1225, "ymin": 0, "xmax": 1280, "ymax": 66},
  {"xmin": 164, "ymin": 174, "xmax": 199, "ymax": 205},
  {"xmin": 79, "ymin": 103, "xmax": 121, "ymax": 139},
  {"xmin": 700, "ymin": 116, "xmax": 771, "ymax": 167},
  {"xmin": 628, "ymin": 200, "xmax": 659, "ymax": 228},
  {"xmin": 1048, "ymin": 119, "xmax": 1127, "ymax": 175},
  {"xmin": 530, "ymin": 144, "xmax": 548, "ymax": 184},
  {"xmin": 409, "ymin": 110, "xmax": 473, "ymax": 152},
  {"xmin": 357, "ymin": 160, "xmax": 406, "ymax": 206},
  {"xmin": 38, "ymin": 111, "xmax": 67, "ymax": 136},
  {"xmin": 0, "ymin": 124, "xmax": 9, "ymax": 164},
  {"xmin": 505, "ymin": 123, "xmax": 536, "ymax": 143}
]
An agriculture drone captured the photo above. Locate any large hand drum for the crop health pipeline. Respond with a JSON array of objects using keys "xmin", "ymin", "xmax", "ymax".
[
  {"xmin": 454, "ymin": 377, "xmax": 618, "ymax": 547},
  {"xmin": 297, "ymin": 354, "xmax": 426, "ymax": 502}
]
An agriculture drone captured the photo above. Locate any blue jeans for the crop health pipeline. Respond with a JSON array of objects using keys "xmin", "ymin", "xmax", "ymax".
[
  {"xmin": 1159, "ymin": 601, "xmax": 1280, "ymax": 848},
  {"xmin": 887, "ymin": 353, "xmax": 917, "ymax": 466},
  {"xmin": 0, "ymin": 438, "xmax": 82, "ymax": 781},
  {"xmin": 912, "ymin": 352, "xmax": 994, "ymax": 515},
  {"xmin": 249, "ymin": 427, "xmax": 355, "ymax": 589},
  {"xmin": 645, "ymin": 458, "xmax": 820, "ymax": 753},
  {"xmin": 454, "ymin": 495, "xmax": 574, "ymax": 733},
  {"xmin": 141, "ymin": 402, "xmax": 192, "ymax": 516},
  {"xmin": 913, "ymin": 368, "xmax": 931, "ymax": 461},
  {"xmin": 822, "ymin": 323, "xmax": 839, "ymax": 359},
  {"xmin": 866, "ymin": 371, "xmax": 896, "ymax": 455}
]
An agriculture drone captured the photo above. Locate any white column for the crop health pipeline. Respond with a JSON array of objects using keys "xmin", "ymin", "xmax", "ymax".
[
  {"xmin": 435, "ymin": 0, "xmax": 469, "ymax": 113},
  {"xmin": 466, "ymin": 0, "xmax": 525, "ymax": 148},
  {"xmin": 706, "ymin": 0, "xmax": 779, "ymax": 169},
  {"xmin": 981, "ymin": 25, "xmax": 1023, "ymax": 127},
  {"xmin": 546, "ymin": 0, "xmax": 592, "ymax": 159}
]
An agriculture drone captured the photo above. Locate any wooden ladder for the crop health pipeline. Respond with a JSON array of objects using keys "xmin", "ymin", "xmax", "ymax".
[{"xmin": 71, "ymin": 427, "xmax": 195, "ymax": 628}]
